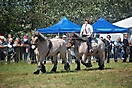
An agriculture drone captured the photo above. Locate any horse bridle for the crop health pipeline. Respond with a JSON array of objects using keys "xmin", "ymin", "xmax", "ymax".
[{"xmin": 31, "ymin": 34, "xmax": 39, "ymax": 45}]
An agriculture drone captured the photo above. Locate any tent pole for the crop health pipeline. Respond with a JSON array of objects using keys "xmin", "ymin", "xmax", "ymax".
[{"xmin": 58, "ymin": 32, "xmax": 59, "ymax": 37}]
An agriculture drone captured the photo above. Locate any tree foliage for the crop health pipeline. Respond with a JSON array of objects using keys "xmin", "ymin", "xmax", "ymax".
[{"xmin": 0, "ymin": 0, "xmax": 132, "ymax": 38}]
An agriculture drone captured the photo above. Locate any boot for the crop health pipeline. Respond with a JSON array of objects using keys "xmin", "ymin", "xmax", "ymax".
[{"xmin": 87, "ymin": 42, "xmax": 93, "ymax": 53}]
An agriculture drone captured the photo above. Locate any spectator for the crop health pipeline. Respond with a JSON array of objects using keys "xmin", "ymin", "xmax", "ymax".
[
  {"xmin": 62, "ymin": 34, "xmax": 69, "ymax": 63},
  {"xmin": 123, "ymin": 34, "xmax": 129, "ymax": 62},
  {"xmin": 0, "ymin": 36, "xmax": 7, "ymax": 63},
  {"xmin": 129, "ymin": 35, "xmax": 132, "ymax": 62},
  {"xmin": 20, "ymin": 38, "xmax": 24, "ymax": 61},
  {"xmin": 66, "ymin": 36, "xmax": 73, "ymax": 64},
  {"xmin": 62, "ymin": 35, "xmax": 67, "ymax": 42},
  {"xmin": 29, "ymin": 39, "xmax": 37, "ymax": 64},
  {"xmin": 100, "ymin": 37, "xmax": 106, "ymax": 61},
  {"xmin": 22, "ymin": 35, "xmax": 30, "ymax": 62},
  {"xmin": 113, "ymin": 37, "xmax": 124, "ymax": 62},
  {"xmin": 13, "ymin": 37, "xmax": 21, "ymax": 63},
  {"xmin": 6, "ymin": 34, "xmax": 12, "ymax": 43},
  {"xmin": 104, "ymin": 35, "xmax": 112, "ymax": 63},
  {"xmin": 6, "ymin": 38, "xmax": 14, "ymax": 63}
]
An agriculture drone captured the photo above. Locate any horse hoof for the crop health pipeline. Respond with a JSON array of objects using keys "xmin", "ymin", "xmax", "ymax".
[
  {"xmin": 50, "ymin": 70, "xmax": 56, "ymax": 73},
  {"xmin": 64, "ymin": 63, "xmax": 70, "ymax": 71},
  {"xmin": 40, "ymin": 64, "xmax": 46, "ymax": 73},
  {"xmin": 51, "ymin": 66, "xmax": 57, "ymax": 73},
  {"xmin": 50, "ymin": 69, "xmax": 56, "ymax": 73},
  {"xmin": 41, "ymin": 69, "xmax": 46, "ymax": 73},
  {"xmin": 33, "ymin": 70, "xmax": 40, "ymax": 74},
  {"xmin": 62, "ymin": 61, "xmax": 64, "ymax": 64},
  {"xmin": 98, "ymin": 67, "xmax": 104, "ymax": 70},
  {"xmin": 102, "ymin": 64, "xmax": 105, "ymax": 68},
  {"xmin": 67, "ymin": 67, "xmax": 70, "ymax": 71},
  {"xmin": 107, "ymin": 60, "xmax": 110, "ymax": 63},
  {"xmin": 75, "ymin": 68, "xmax": 80, "ymax": 71},
  {"xmin": 86, "ymin": 63, "xmax": 92, "ymax": 68}
]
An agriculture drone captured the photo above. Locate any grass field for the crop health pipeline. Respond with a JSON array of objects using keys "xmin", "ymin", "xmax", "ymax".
[{"xmin": 0, "ymin": 59, "xmax": 132, "ymax": 88}]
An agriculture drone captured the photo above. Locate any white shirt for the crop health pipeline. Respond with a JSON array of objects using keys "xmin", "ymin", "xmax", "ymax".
[{"xmin": 80, "ymin": 23, "xmax": 93, "ymax": 35}]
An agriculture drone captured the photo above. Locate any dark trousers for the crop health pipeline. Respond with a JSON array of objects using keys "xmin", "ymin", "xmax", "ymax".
[
  {"xmin": 105, "ymin": 46, "xmax": 112, "ymax": 63},
  {"xmin": 30, "ymin": 49, "xmax": 36, "ymax": 63},
  {"xmin": 0, "ymin": 50, "xmax": 4, "ymax": 60},
  {"xmin": 82, "ymin": 35, "xmax": 92, "ymax": 49},
  {"xmin": 129, "ymin": 46, "xmax": 132, "ymax": 62},
  {"xmin": 123, "ymin": 47, "xmax": 128, "ymax": 62},
  {"xmin": 20, "ymin": 47, "xmax": 24, "ymax": 61},
  {"xmin": 14, "ymin": 47, "xmax": 20, "ymax": 63}
]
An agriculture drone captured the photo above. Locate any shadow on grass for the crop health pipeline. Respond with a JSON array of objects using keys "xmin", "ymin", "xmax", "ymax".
[
  {"xmin": 44, "ymin": 67, "xmax": 114, "ymax": 74},
  {"xmin": 83, "ymin": 67, "xmax": 114, "ymax": 71},
  {"xmin": 46, "ymin": 70, "xmax": 76, "ymax": 74}
]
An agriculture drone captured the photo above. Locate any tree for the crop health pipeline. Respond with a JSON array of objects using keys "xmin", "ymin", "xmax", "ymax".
[{"xmin": 0, "ymin": 0, "xmax": 132, "ymax": 37}]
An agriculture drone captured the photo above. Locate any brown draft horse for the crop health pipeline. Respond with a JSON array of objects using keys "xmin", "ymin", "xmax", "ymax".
[
  {"xmin": 68, "ymin": 33, "xmax": 105, "ymax": 70},
  {"xmin": 31, "ymin": 32, "xmax": 70, "ymax": 74}
]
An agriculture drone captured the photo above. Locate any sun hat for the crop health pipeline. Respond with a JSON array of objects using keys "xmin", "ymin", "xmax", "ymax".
[{"xmin": 23, "ymin": 35, "xmax": 28, "ymax": 39}]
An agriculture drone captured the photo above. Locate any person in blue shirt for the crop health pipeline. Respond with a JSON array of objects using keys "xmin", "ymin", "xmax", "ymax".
[{"xmin": 113, "ymin": 37, "xmax": 124, "ymax": 62}]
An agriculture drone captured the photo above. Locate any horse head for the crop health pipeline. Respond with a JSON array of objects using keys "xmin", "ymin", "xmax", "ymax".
[
  {"xmin": 31, "ymin": 31, "xmax": 47, "ymax": 45},
  {"xmin": 67, "ymin": 32, "xmax": 76, "ymax": 46}
]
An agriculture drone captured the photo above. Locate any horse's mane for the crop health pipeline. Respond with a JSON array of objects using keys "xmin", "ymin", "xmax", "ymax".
[
  {"xmin": 74, "ymin": 33, "xmax": 87, "ymax": 42},
  {"xmin": 33, "ymin": 32, "xmax": 47, "ymax": 42},
  {"xmin": 38, "ymin": 33, "xmax": 48, "ymax": 42}
]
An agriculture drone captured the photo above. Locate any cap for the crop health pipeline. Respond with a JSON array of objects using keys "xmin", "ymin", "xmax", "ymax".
[
  {"xmin": 62, "ymin": 35, "xmax": 66, "ymax": 38},
  {"xmin": 55, "ymin": 36, "xmax": 59, "ymax": 38}
]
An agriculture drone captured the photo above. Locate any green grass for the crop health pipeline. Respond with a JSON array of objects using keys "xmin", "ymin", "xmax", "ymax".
[{"xmin": 0, "ymin": 60, "xmax": 132, "ymax": 88}]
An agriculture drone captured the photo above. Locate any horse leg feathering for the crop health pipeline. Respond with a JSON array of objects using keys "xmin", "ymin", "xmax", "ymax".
[
  {"xmin": 50, "ymin": 55, "xmax": 58, "ymax": 73},
  {"xmin": 64, "ymin": 62, "xmax": 70, "ymax": 71},
  {"xmin": 33, "ymin": 63, "xmax": 46, "ymax": 74},
  {"xmin": 40, "ymin": 63, "xmax": 46, "ymax": 73},
  {"xmin": 33, "ymin": 55, "xmax": 46, "ymax": 74},
  {"xmin": 59, "ymin": 43, "xmax": 70, "ymax": 71},
  {"xmin": 75, "ymin": 59, "xmax": 80, "ymax": 71}
]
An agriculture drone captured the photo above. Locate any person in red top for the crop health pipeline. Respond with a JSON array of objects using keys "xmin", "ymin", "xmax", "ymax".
[{"xmin": 80, "ymin": 18, "xmax": 93, "ymax": 52}]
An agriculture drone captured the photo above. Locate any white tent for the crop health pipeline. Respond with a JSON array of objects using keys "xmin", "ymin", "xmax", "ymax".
[
  {"xmin": 113, "ymin": 17, "xmax": 132, "ymax": 40},
  {"xmin": 99, "ymin": 17, "xmax": 132, "ymax": 41},
  {"xmin": 113, "ymin": 17, "xmax": 132, "ymax": 28}
]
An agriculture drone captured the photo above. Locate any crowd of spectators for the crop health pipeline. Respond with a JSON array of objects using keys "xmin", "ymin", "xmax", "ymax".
[
  {"xmin": 0, "ymin": 34, "xmax": 37, "ymax": 64},
  {"xmin": 102, "ymin": 34, "xmax": 132, "ymax": 63},
  {"xmin": 0, "ymin": 33, "xmax": 132, "ymax": 64}
]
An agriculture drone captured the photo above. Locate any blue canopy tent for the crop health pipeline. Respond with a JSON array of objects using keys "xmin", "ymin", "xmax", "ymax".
[
  {"xmin": 92, "ymin": 17, "xmax": 130, "ymax": 33},
  {"xmin": 38, "ymin": 16, "xmax": 81, "ymax": 34}
]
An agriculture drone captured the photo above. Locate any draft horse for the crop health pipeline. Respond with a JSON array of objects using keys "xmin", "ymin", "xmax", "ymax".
[
  {"xmin": 31, "ymin": 32, "xmax": 70, "ymax": 74},
  {"xmin": 68, "ymin": 33, "xmax": 105, "ymax": 70}
]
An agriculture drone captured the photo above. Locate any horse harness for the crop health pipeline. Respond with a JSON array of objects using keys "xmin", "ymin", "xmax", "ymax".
[{"xmin": 45, "ymin": 39, "xmax": 52, "ymax": 57}]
